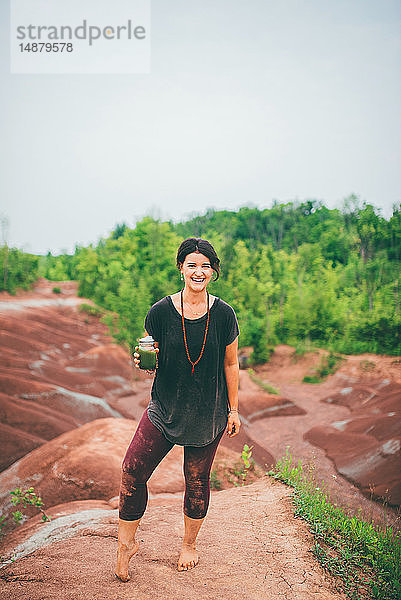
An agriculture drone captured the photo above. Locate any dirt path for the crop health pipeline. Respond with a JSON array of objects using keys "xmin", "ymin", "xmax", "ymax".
[{"xmin": 0, "ymin": 478, "xmax": 346, "ymax": 600}]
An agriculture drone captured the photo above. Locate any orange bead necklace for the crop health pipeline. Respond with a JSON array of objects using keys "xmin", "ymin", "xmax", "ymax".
[{"xmin": 180, "ymin": 289, "xmax": 210, "ymax": 375}]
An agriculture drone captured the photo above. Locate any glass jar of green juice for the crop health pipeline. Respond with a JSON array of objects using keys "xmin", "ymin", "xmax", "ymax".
[{"xmin": 138, "ymin": 336, "xmax": 157, "ymax": 371}]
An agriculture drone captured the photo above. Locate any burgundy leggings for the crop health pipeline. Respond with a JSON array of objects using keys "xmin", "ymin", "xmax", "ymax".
[{"xmin": 119, "ymin": 411, "xmax": 224, "ymax": 521}]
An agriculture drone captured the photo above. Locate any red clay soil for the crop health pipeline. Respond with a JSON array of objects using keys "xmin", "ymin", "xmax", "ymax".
[
  {"xmin": 0, "ymin": 281, "xmax": 135, "ymax": 469},
  {"xmin": 0, "ymin": 478, "xmax": 347, "ymax": 600},
  {"xmin": 252, "ymin": 346, "xmax": 401, "ymax": 527},
  {"xmin": 1, "ymin": 281, "xmax": 400, "ymax": 533},
  {"xmin": 237, "ymin": 382, "xmax": 306, "ymax": 422},
  {"xmin": 305, "ymin": 379, "xmax": 401, "ymax": 505}
]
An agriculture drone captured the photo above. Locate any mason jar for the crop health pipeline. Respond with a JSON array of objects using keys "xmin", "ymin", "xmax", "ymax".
[{"xmin": 137, "ymin": 335, "xmax": 157, "ymax": 371}]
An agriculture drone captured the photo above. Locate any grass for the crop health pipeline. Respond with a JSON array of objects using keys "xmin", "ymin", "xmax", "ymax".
[
  {"xmin": 303, "ymin": 351, "xmax": 344, "ymax": 383},
  {"xmin": 77, "ymin": 303, "xmax": 106, "ymax": 318},
  {"xmin": 247, "ymin": 369, "xmax": 279, "ymax": 394},
  {"xmin": 267, "ymin": 448, "xmax": 401, "ymax": 600}
]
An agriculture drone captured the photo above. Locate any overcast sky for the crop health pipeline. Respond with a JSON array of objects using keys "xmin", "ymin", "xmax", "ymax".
[{"xmin": 1, "ymin": 0, "xmax": 400, "ymax": 255}]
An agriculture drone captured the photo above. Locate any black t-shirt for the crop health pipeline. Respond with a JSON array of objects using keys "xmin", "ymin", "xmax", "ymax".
[{"xmin": 144, "ymin": 295, "xmax": 239, "ymax": 446}]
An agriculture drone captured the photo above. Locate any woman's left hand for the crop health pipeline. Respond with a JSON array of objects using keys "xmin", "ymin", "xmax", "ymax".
[{"xmin": 227, "ymin": 411, "xmax": 241, "ymax": 437}]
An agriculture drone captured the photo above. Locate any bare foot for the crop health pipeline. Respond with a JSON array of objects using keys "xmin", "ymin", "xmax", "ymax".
[
  {"xmin": 114, "ymin": 541, "xmax": 140, "ymax": 582},
  {"xmin": 177, "ymin": 543, "xmax": 199, "ymax": 571}
]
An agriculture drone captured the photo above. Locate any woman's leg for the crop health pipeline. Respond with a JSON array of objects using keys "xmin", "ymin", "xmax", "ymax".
[
  {"xmin": 178, "ymin": 429, "xmax": 225, "ymax": 571},
  {"xmin": 115, "ymin": 411, "xmax": 174, "ymax": 581}
]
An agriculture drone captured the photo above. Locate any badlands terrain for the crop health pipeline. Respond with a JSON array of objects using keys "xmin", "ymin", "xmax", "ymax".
[{"xmin": 0, "ymin": 279, "xmax": 400, "ymax": 599}]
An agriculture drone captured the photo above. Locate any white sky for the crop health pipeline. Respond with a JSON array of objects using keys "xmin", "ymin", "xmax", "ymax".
[{"xmin": 1, "ymin": 0, "xmax": 400, "ymax": 254}]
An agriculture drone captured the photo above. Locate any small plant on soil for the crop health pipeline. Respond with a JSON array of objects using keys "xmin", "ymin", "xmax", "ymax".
[
  {"xmin": 52, "ymin": 286, "xmax": 61, "ymax": 294},
  {"xmin": 240, "ymin": 444, "xmax": 254, "ymax": 484},
  {"xmin": 229, "ymin": 444, "xmax": 255, "ymax": 487},
  {"xmin": 0, "ymin": 487, "xmax": 51, "ymax": 537},
  {"xmin": 268, "ymin": 447, "xmax": 401, "ymax": 600}
]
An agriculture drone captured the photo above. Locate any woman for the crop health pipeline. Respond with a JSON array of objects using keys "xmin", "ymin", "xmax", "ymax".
[{"xmin": 115, "ymin": 237, "xmax": 240, "ymax": 581}]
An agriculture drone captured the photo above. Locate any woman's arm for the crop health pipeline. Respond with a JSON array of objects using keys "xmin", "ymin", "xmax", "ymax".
[{"xmin": 224, "ymin": 337, "xmax": 240, "ymax": 437}]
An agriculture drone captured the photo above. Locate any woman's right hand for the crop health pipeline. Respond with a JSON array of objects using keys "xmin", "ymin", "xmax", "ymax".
[{"xmin": 132, "ymin": 346, "xmax": 140, "ymax": 369}]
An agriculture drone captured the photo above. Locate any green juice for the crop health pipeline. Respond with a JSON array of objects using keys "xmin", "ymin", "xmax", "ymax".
[{"xmin": 138, "ymin": 348, "xmax": 157, "ymax": 370}]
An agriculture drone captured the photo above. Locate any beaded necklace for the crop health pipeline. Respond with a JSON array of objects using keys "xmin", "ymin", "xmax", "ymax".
[{"xmin": 180, "ymin": 289, "xmax": 210, "ymax": 375}]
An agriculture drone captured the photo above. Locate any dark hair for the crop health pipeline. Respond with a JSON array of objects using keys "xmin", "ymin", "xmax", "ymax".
[{"xmin": 176, "ymin": 238, "xmax": 220, "ymax": 281}]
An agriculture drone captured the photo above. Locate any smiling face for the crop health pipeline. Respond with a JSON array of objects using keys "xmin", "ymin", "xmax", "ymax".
[{"xmin": 180, "ymin": 252, "xmax": 214, "ymax": 292}]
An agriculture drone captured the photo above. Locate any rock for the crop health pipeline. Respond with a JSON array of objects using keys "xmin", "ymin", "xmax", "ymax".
[
  {"xmin": 305, "ymin": 380, "xmax": 401, "ymax": 506},
  {"xmin": 238, "ymin": 371, "xmax": 305, "ymax": 422},
  {"xmin": 0, "ymin": 499, "xmax": 116, "ymax": 567}
]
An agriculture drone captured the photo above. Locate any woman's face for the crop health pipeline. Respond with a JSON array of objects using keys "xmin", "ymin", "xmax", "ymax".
[{"xmin": 180, "ymin": 252, "xmax": 214, "ymax": 292}]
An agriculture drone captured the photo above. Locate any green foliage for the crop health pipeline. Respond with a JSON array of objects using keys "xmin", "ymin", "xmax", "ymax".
[
  {"xmin": 241, "ymin": 444, "xmax": 253, "ymax": 470},
  {"xmin": 52, "ymin": 286, "xmax": 61, "ymax": 294},
  {"xmin": 303, "ymin": 352, "xmax": 344, "ymax": 383},
  {"xmin": 293, "ymin": 337, "xmax": 315, "ymax": 357},
  {"xmin": 268, "ymin": 448, "xmax": 401, "ymax": 599},
  {"xmin": 0, "ymin": 246, "xmax": 39, "ymax": 293},
  {"xmin": 70, "ymin": 217, "xmax": 182, "ymax": 347},
  {"xmin": 38, "ymin": 247, "xmax": 81, "ymax": 281},
  {"xmin": 1, "ymin": 487, "xmax": 50, "ymax": 537},
  {"xmin": 10, "ymin": 487, "xmax": 50, "ymax": 522},
  {"xmin": 231, "ymin": 444, "xmax": 254, "ymax": 487},
  {"xmin": 9, "ymin": 199, "xmax": 400, "ymax": 357},
  {"xmin": 78, "ymin": 302, "xmax": 106, "ymax": 317},
  {"xmin": 341, "ymin": 315, "xmax": 401, "ymax": 355}
]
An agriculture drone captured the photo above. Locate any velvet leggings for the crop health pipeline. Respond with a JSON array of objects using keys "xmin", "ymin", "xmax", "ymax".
[{"xmin": 119, "ymin": 410, "xmax": 224, "ymax": 521}]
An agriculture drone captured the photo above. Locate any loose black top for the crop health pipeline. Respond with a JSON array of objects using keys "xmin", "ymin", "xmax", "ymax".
[{"xmin": 144, "ymin": 295, "xmax": 239, "ymax": 446}]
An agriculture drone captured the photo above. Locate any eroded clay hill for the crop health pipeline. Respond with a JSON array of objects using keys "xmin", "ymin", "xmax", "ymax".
[{"xmin": 0, "ymin": 280, "xmax": 131, "ymax": 470}]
